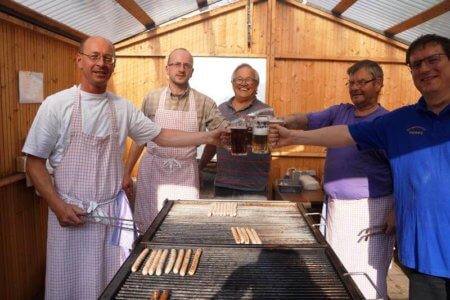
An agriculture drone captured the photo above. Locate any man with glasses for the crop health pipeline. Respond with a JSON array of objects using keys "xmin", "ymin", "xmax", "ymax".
[
  {"xmin": 199, "ymin": 63, "xmax": 273, "ymax": 199},
  {"xmin": 270, "ymin": 34, "xmax": 450, "ymax": 299},
  {"xmin": 279, "ymin": 59, "xmax": 394, "ymax": 299},
  {"xmin": 122, "ymin": 48, "xmax": 227, "ymax": 231},
  {"xmin": 23, "ymin": 37, "xmax": 224, "ymax": 300}
]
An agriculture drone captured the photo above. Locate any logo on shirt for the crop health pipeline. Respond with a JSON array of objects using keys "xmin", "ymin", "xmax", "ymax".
[{"xmin": 407, "ymin": 126, "xmax": 426, "ymax": 135}]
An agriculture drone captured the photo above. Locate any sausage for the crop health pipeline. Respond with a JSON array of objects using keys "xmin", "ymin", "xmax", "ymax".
[
  {"xmin": 131, "ymin": 248, "xmax": 149, "ymax": 272},
  {"xmin": 164, "ymin": 249, "xmax": 177, "ymax": 274},
  {"xmin": 160, "ymin": 290, "xmax": 170, "ymax": 300},
  {"xmin": 233, "ymin": 202, "xmax": 238, "ymax": 217},
  {"xmin": 151, "ymin": 290, "xmax": 160, "ymax": 300},
  {"xmin": 179, "ymin": 248, "xmax": 192, "ymax": 276},
  {"xmin": 245, "ymin": 227, "xmax": 257, "ymax": 244},
  {"xmin": 237, "ymin": 227, "xmax": 250, "ymax": 244},
  {"xmin": 251, "ymin": 228, "xmax": 262, "ymax": 244},
  {"xmin": 142, "ymin": 249, "xmax": 157, "ymax": 275},
  {"xmin": 173, "ymin": 248, "xmax": 185, "ymax": 274},
  {"xmin": 149, "ymin": 249, "xmax": 163, "ymax": 275},
  {"xmin": 156, "ymin": 249, "xmax": 169, "ymax": 276},
  {"xmin": 231, "ymin": 227, "xmax": 241, "ymax": 244},
  {"xmin": 188, "ymin": 248, "xmax": 202, "ymax": 276}
]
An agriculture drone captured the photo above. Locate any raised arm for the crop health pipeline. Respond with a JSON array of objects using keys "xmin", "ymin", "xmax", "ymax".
[
  {"xmin": 284, "ymin": 112, "xmax": 309, "ymax": 130},
  {"xmin": 198, "ymin": 144, "xmax": 217, "ymax": 171},
  {"xmin": 270, "ymin": 124, "xmax": 356, "ymax": 148},
  {"xmin": 152, "ymin": 128, "xmax": 223, "ymax": 147},
  {"xmin": 26, "ymin": 155, "xmax": 86, "ymax": 226}
]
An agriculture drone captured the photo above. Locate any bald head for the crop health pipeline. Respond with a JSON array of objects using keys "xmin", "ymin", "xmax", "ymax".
[
  {"xmin": 167, "ymin": 48, "xmax": 193, "ymax": 65},
  {"xmin": 80, "ymin": 36, "xmax": 115, "ymax": 56}
]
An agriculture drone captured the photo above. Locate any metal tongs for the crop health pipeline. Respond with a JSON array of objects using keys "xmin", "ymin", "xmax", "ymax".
[
  {"xmin": 358, "ymin": 224, "xmax": 386, "ymax": 242},
  {"xmin": 82, "ymin": 215, "xmax": 144, "ymax": 235}
]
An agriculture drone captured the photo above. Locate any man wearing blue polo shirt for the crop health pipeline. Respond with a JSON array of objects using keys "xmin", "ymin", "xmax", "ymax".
[{"xmin": 270, "ymin": 34, "xmax": 449, "ymax": 299}]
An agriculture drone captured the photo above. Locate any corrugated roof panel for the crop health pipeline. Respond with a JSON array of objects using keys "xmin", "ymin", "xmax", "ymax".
[
  {"xmin": 14, "ymin": 0, "xmax": 146, "ymax": 43},
  {"xmin": 341, "ymin": 0, "xmax": 441, "ymax": 36},
  {"xmin": 136, "ymin": 0, "xmax": 199, "ymax": 26},
  {"xmin": 396, "ymin": 11, "xmax": 450, "ymax": 44},
  {"xmin": 305, "ymin": 0, "xmax": 340, "ymax": 12}
]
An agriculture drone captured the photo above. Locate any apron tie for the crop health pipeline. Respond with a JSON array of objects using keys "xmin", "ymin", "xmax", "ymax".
[{"xmin": 162, "ymin": 158, "xmax": 182, "ymax": 173}]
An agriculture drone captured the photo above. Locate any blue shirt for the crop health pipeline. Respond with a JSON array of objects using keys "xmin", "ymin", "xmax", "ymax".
[
  {"xmin": 308, "ymin": 104, "xmax": 392, "ymax": 199},
  {"xmin": 349, "ymin": 97, "xmax": 450, "ymax": 278}
]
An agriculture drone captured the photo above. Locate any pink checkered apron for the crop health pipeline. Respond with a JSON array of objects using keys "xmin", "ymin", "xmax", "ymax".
[
  {"xmin": 46, "ymin": 88, "xmax": 124, "ymax": 300},
  {"xmin": 135, "ymin": 88, "xmax": 199, "ymax": 231},
  {"xmin": 326, "ymin": 195, "xmax": 395, "ymax": 300}
]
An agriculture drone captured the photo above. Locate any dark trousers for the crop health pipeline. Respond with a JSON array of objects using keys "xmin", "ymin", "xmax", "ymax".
[
  {"xmin": 214, "ymin": 186, "xmax": 267, "ymax": 200},
  {"xmin": 408, "ymin": 268, "xmax": 450, "ymax": 300}
]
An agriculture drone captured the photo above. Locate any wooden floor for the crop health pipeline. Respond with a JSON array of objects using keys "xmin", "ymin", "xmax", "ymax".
[{"xmin": 200, "ymin": 166, "xmax": 410, "ymax": 300}]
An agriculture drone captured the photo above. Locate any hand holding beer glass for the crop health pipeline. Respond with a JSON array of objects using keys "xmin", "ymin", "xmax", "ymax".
[
  {"xmin": 230, "ymin": 118, "xmax": 248, "ymax": 156},
  {"xmin": 252, "ymin": 116, "xmax": 270, "ymax": 154}
]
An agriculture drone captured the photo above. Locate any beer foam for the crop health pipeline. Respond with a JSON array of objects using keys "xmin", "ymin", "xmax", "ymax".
[{"xmin": 253, "ymin": 127, "xmax": 268, "ymax": 135}]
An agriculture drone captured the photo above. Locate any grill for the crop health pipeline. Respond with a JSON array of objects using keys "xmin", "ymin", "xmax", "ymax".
[{"xmin": 101, "ymin": 200, "xmax": 363, "ymax": 299}]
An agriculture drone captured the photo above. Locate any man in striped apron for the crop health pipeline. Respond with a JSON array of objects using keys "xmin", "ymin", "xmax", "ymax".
[
  {"xmin": 23, "ymin": 37, "xmax": 223, "ymax": 300},
  {"xmin": 122, "ymin": 48, "xmax": 227, "ymax": 231}
]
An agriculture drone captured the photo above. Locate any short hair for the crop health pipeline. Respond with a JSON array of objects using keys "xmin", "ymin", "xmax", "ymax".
[
  {"xmin": 79, "ymin": 36, "xmax": 115, "ymax": 55},
  {"xmin": 167, "ymin": 48, "xmax": 193, "ymax": 65},
  {"xmin": 347, "ymin": 60, "xmax": 383, "ymax": 80},
  {"xmin": 231, "ymin": 63, "xmax": 260, "ymax": 82},
  {"xmin": 406, "ymin": 34, "xmax": 450, "ymax": 65}
]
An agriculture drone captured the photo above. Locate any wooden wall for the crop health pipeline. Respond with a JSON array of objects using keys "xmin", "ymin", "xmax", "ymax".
[
  {"xmin": 0, "ymin": 0, "xmax": 422, "ymax": 298},
  {"xmin": 113, "ymin": 0, "xmax": 420, "ymax": 181},
  {"xmin": 0, "ymin": 13, "xmax": 79, "ymax": 299}
]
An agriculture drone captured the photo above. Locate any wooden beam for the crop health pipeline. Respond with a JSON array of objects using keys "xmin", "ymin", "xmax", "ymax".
[
  {"xmin": 196, "ymin": 0, "xmax": 209, "ymax": 9},
  {"xmin": 0, "ymin": 0, "xmax": 87, "ymax": 42},
  {"xmin": 385, "ymin": 0, "xmax": 450, "ymax": 36},
  {"xmin": 115, "ymin": 0, "xmax": 250, "ymax": 50},
  {"xmin": 116, "ymin": 0, "xmax": 155, "ymax": 29},
  {"xmin": 331, "ymin": 0, "xmax": 358, "ymax": 16},
  {"xmin": 0, "ymin": 173, "xmax": 25, "ymax": 188}
]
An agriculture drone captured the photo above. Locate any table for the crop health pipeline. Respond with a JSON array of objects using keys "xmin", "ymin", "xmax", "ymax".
[{"xmin": 272, "ymin": 180, "xmax": 324, "ymax": 207}]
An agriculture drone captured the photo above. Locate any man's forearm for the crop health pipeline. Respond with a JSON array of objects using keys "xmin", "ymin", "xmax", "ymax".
[
  {"xmin": 153, "ymin": 129, "xmax": 212, "ymax": 147},
  {"xmin": 124, "ymin": 142, "xmax": 145, "ymax": 174},
  {"xmin": 293, "ymin": 125, "xmax": 356, "ymax": 148},
  {"xmin": 285, "ymin": 113, "xmax": 309, "ymax": 130}
]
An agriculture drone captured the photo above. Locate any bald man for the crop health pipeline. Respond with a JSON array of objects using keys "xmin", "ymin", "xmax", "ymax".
[{"xmin": 23, "ymin": 37, "xmax": 223, "ymax": 300}]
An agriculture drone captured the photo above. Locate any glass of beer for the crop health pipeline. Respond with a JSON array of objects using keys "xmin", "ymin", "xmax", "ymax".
[
  {"xmin": 252, "ymin": 116, "xmax": 270, "ymax": 154},
  {"xmin": 246, "ymin": 114, "xmax": 256, "ymax": 147},
  {"xmin": 230, "ymin": 118, "xmax": 248, "ymax": 156},
  {"xmin": 268, "ymin": 116, "xmax": 285, "ymax": 126}
]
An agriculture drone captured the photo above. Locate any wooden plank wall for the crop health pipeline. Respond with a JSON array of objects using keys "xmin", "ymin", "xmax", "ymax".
[
  {"xmin": 113, "ymin": 0, "xmax": 420, "ymax": 181},
  {"xmin": 0, "ymin": 16, "xmax": 79, "ymax": 299}
]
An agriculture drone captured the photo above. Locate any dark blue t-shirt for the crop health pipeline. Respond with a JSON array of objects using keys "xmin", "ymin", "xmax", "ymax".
[{"xmin": 349, "ymin": 97, "xmax": 450, "ymax": 278}]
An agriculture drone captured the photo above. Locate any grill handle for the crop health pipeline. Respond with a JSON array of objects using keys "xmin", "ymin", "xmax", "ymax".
[
  {"xmin": 304, "ymin": 212, "xmax": 326, "ymax": 227},
  {"xmin": 343, "ymin": 272, "xmax": 383, "ymax": 300}
]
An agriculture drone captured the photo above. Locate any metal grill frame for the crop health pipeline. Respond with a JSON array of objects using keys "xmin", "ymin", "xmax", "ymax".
[{"xmin": 100, "ymin": 199, "xmax": 364, "ymax": 299}]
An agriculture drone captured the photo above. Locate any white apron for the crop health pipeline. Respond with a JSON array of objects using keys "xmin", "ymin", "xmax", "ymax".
[
  {"xmin": 326, "ymin": 195, "xmax": 395, "ymax": 300},
  {"xmin": 135, "ymin": 88, "xmax": 199, "ymax": 231},
  {"xmin": 46, "ymin": 88, "xmax": 131, "ymax": 300}
]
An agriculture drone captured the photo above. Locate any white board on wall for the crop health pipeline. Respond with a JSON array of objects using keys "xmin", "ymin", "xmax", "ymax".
[{"xmin": 190, "ymin": 57, "xmax": 266, "ymax": 105}]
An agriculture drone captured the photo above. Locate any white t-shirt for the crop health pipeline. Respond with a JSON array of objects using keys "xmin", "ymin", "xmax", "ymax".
[{"xmin": 23, "ymin": 86, "xmax": 161, "ymax": 168}]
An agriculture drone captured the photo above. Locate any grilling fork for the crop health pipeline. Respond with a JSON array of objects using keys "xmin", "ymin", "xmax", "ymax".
[{"xmin": 82, "ymin": 215, "xmax": 144, "ymax": 235}]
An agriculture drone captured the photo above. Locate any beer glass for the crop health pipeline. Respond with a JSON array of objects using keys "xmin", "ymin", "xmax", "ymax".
[
  {"xmin": 252, "ymin": 116, "xmax": 269, "ymax": 154},
  {"xmin": 230, "ymin": 118, "xmax": 248, "ymax": 156},
  {"xmin": 268, "ymin": 116, "xmax": 285, "ymax": 126},
  {"xmin": 246, "ymin": 114, "xmax": 256, "ymax": 147}
]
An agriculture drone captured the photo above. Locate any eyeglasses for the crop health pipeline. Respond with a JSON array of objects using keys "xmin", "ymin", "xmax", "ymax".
[
  {"xmin": 345, "ymin": 78, "xmax": 376, "ymax": 88},
  {"xmin": 233, "ymin": 77, "xmax": 256, "ymax": 85},
  {"xmin": 168, "ymin": 62, "xmax": 193, "ymax": 70},
  {"xmin": 408, "ymin": 53, "xmax": 447, "ymax": 71},
  {"xmin": 79, "ymin": 52, "xmax": 115, "ymax": 65}
]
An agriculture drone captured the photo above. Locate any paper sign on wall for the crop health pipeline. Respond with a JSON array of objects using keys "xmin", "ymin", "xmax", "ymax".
[{"xmin": 19, "ymin": 71, "xmax": 44, "ymax": 103}]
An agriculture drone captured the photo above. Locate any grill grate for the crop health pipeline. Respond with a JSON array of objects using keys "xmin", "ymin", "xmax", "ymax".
[
  {"xmin": 145, "ymin": 201, "xmax": 320, "ymax": 246},
  {"xmin": 115, "ymin": 247, "xmax": 354, "ymax": 299}
]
